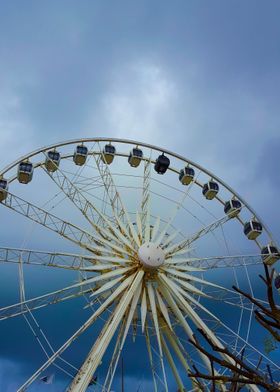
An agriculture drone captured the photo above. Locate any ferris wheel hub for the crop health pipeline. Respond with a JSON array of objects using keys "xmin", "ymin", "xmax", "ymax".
[{"xmin": 138, "ymin": 242, "xmax": 165, "ymax": 269}]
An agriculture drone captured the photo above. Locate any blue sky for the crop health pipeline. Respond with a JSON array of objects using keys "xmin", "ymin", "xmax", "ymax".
[{"xmin": 0, "ymin": 1, "xmax": 280, "ymax": 390}]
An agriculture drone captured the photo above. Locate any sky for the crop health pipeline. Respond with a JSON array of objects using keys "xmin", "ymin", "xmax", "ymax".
[{"xmin": 0, "ymin": 0, "xmax": 280, "ymax": 390}]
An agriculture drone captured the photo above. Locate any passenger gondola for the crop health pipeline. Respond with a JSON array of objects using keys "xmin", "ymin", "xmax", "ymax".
[
  {"xmin": 128, "ymin": 147, "xmax": 143, "ymax": 167},
  {"xmin": 202, "ymin": 180, "xmax": 219, "ymax": 200},
  {"xmin": 243, "ymin": 219, "xmax": 262, "ymax": 240},
  {"xmin": 261, "ymin": 244, "xmax": 280, "ymax": 266},
  {"xmin": 101, "ymin": 144, "xmax": 116, "ymax": 165},
  {"xmin": 17, "ymin": 160, "xmax": 34, "ymax": 184},
  {"xmin": 224, "ymin": 199, "xmax": 242, "ymax": 218},
  {"xmin": 73, "ymin": 144, "xmax": 88, "ymax": 166},
  {"xmin": 0, "ymin": 177, "xmax": 8, "ymax": 202},
  {"xmin": 274, "ymin": 274, "xmax": 280, "ymax": 290},
  {"xmin": 179, "ymin": 166, "xmax": 195, "ymax": 185},
  {"xmin": 154, "ymin": 153, "xmax": 170, "ymax": 174},
  {"xmin": 45, "ymin": 150, "xmax": 61, "ymax": 172}
]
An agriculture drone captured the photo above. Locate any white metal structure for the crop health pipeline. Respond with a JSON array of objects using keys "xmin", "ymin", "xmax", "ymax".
[{"xmin": 0, "ymin": 138, "xmax": 279, "ymax": 391}]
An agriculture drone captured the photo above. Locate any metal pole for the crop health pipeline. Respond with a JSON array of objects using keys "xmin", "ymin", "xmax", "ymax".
[{"xmin": 121, "ymin": 356, "xmax": 124, "ymax": 392}]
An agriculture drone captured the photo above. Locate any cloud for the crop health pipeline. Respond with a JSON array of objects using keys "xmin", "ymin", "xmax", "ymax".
[{"xmin": 89, "ymin": 61, "xmax": 177, "ymax": 146}]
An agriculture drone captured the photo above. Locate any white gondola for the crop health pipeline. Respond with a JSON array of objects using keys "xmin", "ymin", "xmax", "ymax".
[
  {"xmin": 101, "ymin": 144, "xmax": 116, "ymax": 165},
  {"xmin": 154, "ymin": 153, "xmax": 170, "ymax": 174},
  {"xmin": 17, "ymin": 161, "xmax": 34, "ymax": 184},
  {"xmin": 224, "ymin": 199, "xmax": 242, "ymax": 218},
  {"xmin": 202, "ymin": 180, "xmax": 219, "ymax": 200},
  {"xmin": 128, "ymin": 147, "xmax": 143, "ymax": 167},
  {"xmin": 45, "ymin": 150, "xmax": 61, "ymax": 172},
  {"xmin": 261, "ymin": 244, "xmax": 280, "ymax": 266},
  {"xmin": 0, "ymin": 177, "xmax": 8, "ymax": 202},
  {"xmin": 243, "ymin": 219, "xmax": 262, "ymax": 240},
  {"xmin": 179, "ymin": 166, "xmax": 195, "ymax": 185},
  {"xmin": 73, "ymin": 145, "xmax": 88, "ymax": 166}
]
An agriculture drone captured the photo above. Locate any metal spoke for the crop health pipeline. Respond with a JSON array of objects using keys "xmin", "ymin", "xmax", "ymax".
[
  {"xmin": 161, "ymin": 323, "xmax": 202, "ymax": 391},
  {"xmin": 17, "ymin": 271, "xmax": 137, "ymax": 391},
  {"xmin": 176, "ymin": 254, "xmax": 264, "ymax": 270},
  {"xmin": 162, "ymin": 267, "xmax": 242, "ymax": 296},
  {"xmin": 102, "ymin": 280, "xmax": 142, "ymax": 392},
  {"xmin": 160, "ymin": 273, "xmax": 261, "ymax": 392},
  {"xmin": 145, "ymin": 324, "xmax": 158, "ymax": 392},
  {"xmin": 67, "ymin": 270, "xmax": 144, "ymax": 392},
  {"xmin": 161, "ymin": 334, "xmax": 185, "ymax": 392},
  {"xmin": 0, "ymin": 266, "xmax": 133, "ymax": 320},
  {"xmin": 93, "ymin": 143, "xmax": 140, "ymax": 247},
  {"xmin": 141, "ymin": 287, "xmax": 148, "ymax": 333},
  {"xmin": 141, "ymin": 158, "xmax": 152, "ymax": 242},
  {"xmin": 158, "ymin": 280, "xmax": 212, "ymax": 374},
  {"xmin": 164, "ymin": 215, "xmax": 230, "ymax": 257},
  {"xmin": 147, "ymin": 282, "xmax": 169, "ymax": 392},
  {"xmin": 42, "ymin": 161, "xmax": 136, "ymax": 253},
  {"xmin": 1, "ymin": 192, "xmax": 134, "ymax": 257},
  {"xmin": 0, "ymin": 247, "xmax": 107, "ymax": 270},
  {"xmin": 155, "ymin": 289, "xmax": 172, "ymax": 330}
]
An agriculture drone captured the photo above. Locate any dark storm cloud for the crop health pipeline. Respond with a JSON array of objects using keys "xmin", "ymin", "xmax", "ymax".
[{"xmin": 1, "ymin": 0, "xmax": 280, "ymax": 388}]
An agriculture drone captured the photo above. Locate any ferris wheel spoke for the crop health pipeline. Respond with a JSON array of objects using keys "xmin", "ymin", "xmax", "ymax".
[
  {"xmin": 189, "ymin": 254, "xmax": 263, "ymax": 270},
  {"xmin": 165, "ymin": 275, "xmax": 220, "ymax": 321},
  {"xmin": 102, "ymin": 314, "xmax": 128, "ymax": 392},
  {"xmin": 103, "ymin": 280, "xmax": 142, "ymax": 392},
  {"xmin": 67, "ymin": 270, "xmax": 144, "ymax": 392},
  {"xmin": 154, "ymin": 178, "xmax": 198, "ymax": 247},
  {"xmin": 161, "ymin": 326, "xmax": 205, "ymax": 391},
  {"xmin": 42, "ymin": 163, "xmax": 136, "ymax": 253},
  {"xmin": 162, "ymin": 266, "xmax": 241, "ymax": 297},
  {"xmin": 161, "ymin": 333, "xmax": 185, "ymax": 392},
  {"xmin": 1, "ymin": 192, "xmax": 131, "ymax": 257},
  {"xmin": 140, "ymin": 158, "xmax": 152, "ymax": 242},
  {"xmin": 166, "ymin": 254, "xmax": 263, "ymax": 270},
  {"xmin": 160, "ymin": 269, "xmax": 209, "ymax": 297},
  {"xmin": 94, "ymin": 143, "xmax": 140, "ymax": 247},
  {"xmin": 0, "ymin": 266, "xmax": 134, "ymax": 320},
  {"xmin": 161, "ymin": 324, "xmax": 192, "ymax": 374},
  {"xmin": 17, "ymin": 272, "xmax": 137, "ymax": 392},
  {"xmin": 159, "ymin": 272, "xmax": 262, "ymax": 392},
  {"xmin": 161, "ymin": 229, "xmax": 180, "ymax": 249},
  {"xmin": 136, "ymin": 211, "xmax": 143, "ymax": 243},
  {"xmin": 0, "ymin": 247, "xmax": 98, "ymax": 270},
  {"xmin": 215, "ymin": 317, "xmax": 280, "ymax": 371},
  {"xmin": 147, "ymin": 282, "xmax": 169, "ymax": 392},
  {"xmin": 164, "ymin": 215, "xmax": 230, "ymax": 257},
  {"xmin": 155, "ymin": 289, "xmax": 172, "ymax": 330},
  {"xmin": 141, "ymin": 287, "xmax": 148, "ymax": 333},
  {"xmin": 145, "ymin": 324, "xmax": 158, "ymax": 392},
  {"xmin": 158, "ymin": 281, "xmax": 213, "ymax": 374}
]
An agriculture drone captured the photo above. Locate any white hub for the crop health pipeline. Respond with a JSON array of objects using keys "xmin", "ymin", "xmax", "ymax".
[{"xmin": 138, "ymin": 242, "xmax": 165, "ymax": 269}]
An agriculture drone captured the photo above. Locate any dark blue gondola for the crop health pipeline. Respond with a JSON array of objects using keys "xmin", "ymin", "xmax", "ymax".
[
  {"xmin": 243, "ymin": 220, "xmax": 262, "ymax": 240},
  {"xmin": 179, "ymin": 167, "xmax": 195, "ymax": 185},
  {"xmin": 101, "ymin": 144, "xmax": 116, "ymax": 165},
  {"xmin": 224, "ymin": 199, "xmax": 242, "ymax": 218},
  {"xmin": 154, "ymin": 154, "xmax": 170, "ymax": 174},
  {"xmin": 128, "ymin": 147, "xmax": 143, "ymax": 168},
  {"xmin": 73, "ymin": 145, "xmax": 88, "ymax": 166},
  {"xmin": 45, "ymin": 150, "xmax": 61, "ymax": 172},
  {"xmin": 274, "ymin": 275, "xmax": 280, "ymax": 290},
  {"xmin": 17, "ymin": 161, "xmax": 34, "ymax": 184},
  {"xmin": 202, "ymin": 181, "xmax": 219, "ymax": 200},
  {"xmin": 261, "ymin": 244, "xmax": 280, "ymax": 266},
  {"xmin": 0, "ymin": 178, "xmax": 8, "ymax": 202}
]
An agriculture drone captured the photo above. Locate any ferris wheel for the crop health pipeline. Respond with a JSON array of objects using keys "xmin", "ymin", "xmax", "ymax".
[{"xmin": 0, "ymin": 138, "xmax": 279, "ymax": 391}]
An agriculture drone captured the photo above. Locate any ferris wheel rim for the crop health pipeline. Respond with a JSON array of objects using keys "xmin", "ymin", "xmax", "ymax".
[{"xmin": 0, "ymin": 136, "xmax": 277, "ymax": 247}]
